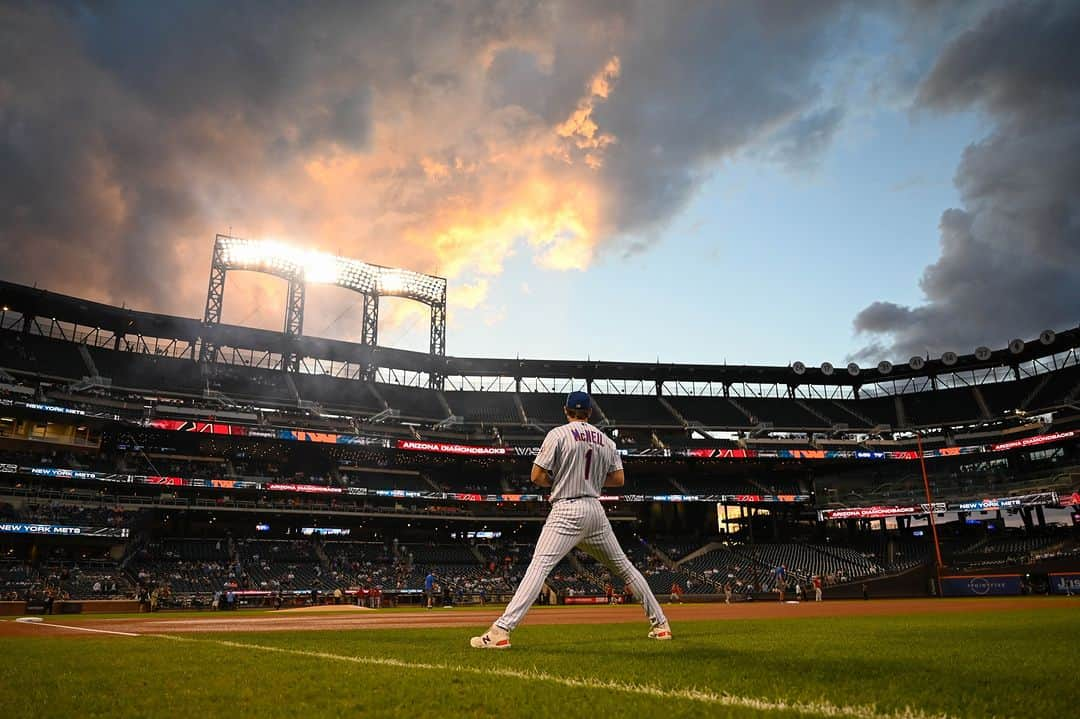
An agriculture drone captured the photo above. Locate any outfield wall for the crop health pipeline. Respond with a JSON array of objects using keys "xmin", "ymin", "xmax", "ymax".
[
  {"xmin": 1049, "ymin": 573, "xmax": 1080, "ymax": 595},
  {"xmin": 940, "ymin": 575, "xmax": 1022, "ymax": 597},
  {"xmin": 0, "ymin": 600, "xmax": 141, "ymax": 616}
]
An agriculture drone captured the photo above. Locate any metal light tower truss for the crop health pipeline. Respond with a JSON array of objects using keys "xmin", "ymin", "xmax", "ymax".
[
  {"xmin": 200, "ymin": 240, "xmax": 228, "ymax": 364},
  {"xmin": 200, "ymin": 234, "xmax": 448, "ymax": 384}
]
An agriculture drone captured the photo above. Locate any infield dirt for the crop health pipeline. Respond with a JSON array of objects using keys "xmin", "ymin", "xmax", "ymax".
[{"xmin": 0, "ymin": 597, "xmax": 1064, "ymax": 637}]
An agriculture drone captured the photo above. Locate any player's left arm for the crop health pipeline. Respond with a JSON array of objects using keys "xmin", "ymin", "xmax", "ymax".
[{"xmin": 602, "ymin": 469, "xmax": 624, "ymax": 487}]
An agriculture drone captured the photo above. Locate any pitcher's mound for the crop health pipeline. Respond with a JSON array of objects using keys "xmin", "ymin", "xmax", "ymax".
[{"xmin": 278, "ymin": 604, "xmax": 376, "ymax": 613}]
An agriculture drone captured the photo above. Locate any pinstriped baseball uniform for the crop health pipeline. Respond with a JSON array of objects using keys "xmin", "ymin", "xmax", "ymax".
[{"xmin": 495, "ymin": 421, "xmax": 667, "ymax": 631}]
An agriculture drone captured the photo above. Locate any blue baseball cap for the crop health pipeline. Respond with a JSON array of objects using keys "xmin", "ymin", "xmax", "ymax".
[{"xmin": 566, "ymin": 391, "xmax": 591, "ymax": 411}]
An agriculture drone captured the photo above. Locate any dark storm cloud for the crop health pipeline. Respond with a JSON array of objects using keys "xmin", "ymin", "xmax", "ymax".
[
  {"xmin": 853, "ymin": 0, "xmax": 1080, "ymax": 360},
  {"xmin": 0, "ymin": 0, "xmax": 858, "ymax": 328},
  {"xmin": 594, "ymin": 1, "xmax": 854, "ymax": 237},
  {"xmin": 766, "ymin": 106, "xmax": 845, "ymax": 171}
]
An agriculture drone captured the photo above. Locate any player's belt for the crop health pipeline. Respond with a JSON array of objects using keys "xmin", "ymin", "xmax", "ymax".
[{"xmin": 551, "ymin": 496, "xmax": 594, "ymax": 504}]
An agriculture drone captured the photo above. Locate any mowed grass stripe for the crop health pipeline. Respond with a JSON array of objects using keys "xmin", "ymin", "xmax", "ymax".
[{"xmin": 147, "ymin": 633, "xmax": 953, "ymax": 719}]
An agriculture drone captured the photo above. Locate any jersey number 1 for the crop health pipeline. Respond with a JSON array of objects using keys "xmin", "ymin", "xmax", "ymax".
[{"xmin": 584, "ymin": 449, "xmax": 592, "ymax": 482}]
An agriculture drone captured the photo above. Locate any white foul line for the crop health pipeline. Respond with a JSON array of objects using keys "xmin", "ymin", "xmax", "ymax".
[
  {"xmin": 148, "ymin": 634, "xmax": 952, "ymax": 719},
  {"xmin": 15, "ymin": 619, "xmax": 141, "ymax": 637}
]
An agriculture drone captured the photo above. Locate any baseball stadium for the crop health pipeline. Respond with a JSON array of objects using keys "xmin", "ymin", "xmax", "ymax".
[
  {"xmin": 0, "ymin": 234, "xmax": 1077, "ymax": 717},
  {"xmin": 4, "ymin": 2, "xmax": 1080, "ymax": 718}
]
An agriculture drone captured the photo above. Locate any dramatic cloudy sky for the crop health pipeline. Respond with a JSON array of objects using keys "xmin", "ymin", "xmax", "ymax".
[{"xmin": 1, "ymin": 1, "xmax": 1076, "ymax": 366}]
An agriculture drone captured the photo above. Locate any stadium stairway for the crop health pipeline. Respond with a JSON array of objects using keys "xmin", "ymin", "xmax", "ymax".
[
  {"xmin": 1020, "ymin": 373, "xmax": 1054, "ymax": 411},
  {"xmin": 368, "ymin": 383, "xmax": 389, "ymax": 410},
  {"xmin": 1065, "ymin": 376, "xmax": 1080, "ymax": 404},
  {"xmin": 512, "ymin": 394, "xmax": 528, "ymax": 423},
  {"xmin": 893, "ymin": 395, "xmax": 907, "ymax": 427},
  {"xmin": 312, "ymin": 541, "xmax": 331, "ymax": 572},
  {"xmin": 641, "ymin": 541, "xmax": 680, "ymax": 570},
  {"xmin": 795, "ymin": 399, "xmax": 835, "ymax": 426},
  {"xmin": 807, "ymin": 544, "xmax": 884, "ymax": 576},
  {"xmin": 572, "ymin": 552, "xmax": 617, "ymax": 592},
  {"xmin": 830, "ymin": 400, "xmax": 876, "ymax": 428},
  {"xmin": 745, "ymin": 477, "xmax": 776, "ymax": 496},
  {"xmin": 227, "ymin": 536, "xmax": 241, "ymax": 570},
  {"xmin": 667, "ymin": 476, "xmax": 690, "ymax": 494},
  {"xmin": 675, "ymin": 542, "xmax": 724, "ymax": 566},
  {"xmin": 119, "ymin": 531, "xmax": 149, "ymax": 571},
  {"xmin": 972, "ymin": 386, "xmax": 993, "ymax": 419},
  {"xmin": 283, "ymin": 372, "xmax": 300, "ymax": 403},
  {"xmin": 435, "ymin": 391, "xmax": 453, "ymax": 420},
  {"xmin": 657, "ymin": 396, "xmax": 689, "ymax": 427},
  {"xmin": 725, "ymin": 397, "xmax": 756, "ymax": 424},
  {"xmin": 956, "ymin": 536, "xmax": 992, "ymax": 556},
  {"xmin": 589, "ymin": 396, "xmax": 611, "ymax": 425},
  {"xmin": 566, "ymin": 550, "xmax": 588, "ymax": 578},
  {"xmin": 77, "ymin": 343, "xmax": 100, "ymax": 378}
]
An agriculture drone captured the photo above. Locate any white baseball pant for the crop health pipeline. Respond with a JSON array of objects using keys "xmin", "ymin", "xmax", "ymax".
[{"xmin": 495, "ymin": 498, "xmax": 667, "ymax": 631}]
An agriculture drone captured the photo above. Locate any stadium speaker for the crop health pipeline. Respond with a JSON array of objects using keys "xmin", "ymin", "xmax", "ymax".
[
  {"xmin": 974, "ymin": 346, "xmax": 992, "ymax": 361},
  {"xmin": 1009, "ymin": 338, "xmax": 1025, "ymax": 355},
  {"xmin": 909, "ymin": 356, "xmax": 925, "ymax": 371},
  {"xmin": 941, "ymin": 351, "xmax": 958, "ymax": 366},
  {"xmin": 877, "ymin": 360, "xmax": 893, "ymax": 375},
  {"xmin": 1040, "ymin": 329, "xmax": 1056, "ymax": 345},
  {"xmin": 820, "ymin": 362, "xmax": 835, "ymax": 376},
  {"xmin": 792, "ymin": 361, "xmax": 806, "ymax": 376},
  {"xmin": 846, "ymin": 362, "xmax": 860, "ymax": 376}
]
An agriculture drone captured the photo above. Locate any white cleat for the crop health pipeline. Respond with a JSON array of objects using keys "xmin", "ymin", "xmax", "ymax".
[
  {"xmin": 648, "ymin": 622, "xmax": 673, "ymax": 640},
  {"xmin": 470, "ymin": 624, "xmax": 512, "ymax": 649}
]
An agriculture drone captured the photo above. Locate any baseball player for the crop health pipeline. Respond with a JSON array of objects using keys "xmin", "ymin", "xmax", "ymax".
[{"xmin": 471, "ymin": 391, "xmax": 671, "ymax": 649}]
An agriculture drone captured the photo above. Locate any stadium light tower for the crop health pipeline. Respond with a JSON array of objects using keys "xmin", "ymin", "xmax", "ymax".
[{"xmin": 200, "ymin": 234, "xmax": 448, "ymax": 386}]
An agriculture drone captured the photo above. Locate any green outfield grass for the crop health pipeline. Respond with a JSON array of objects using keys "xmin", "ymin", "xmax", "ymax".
[{"xmin": 1, "ymin": 605, "xmax": 1076, "ymax": 718}]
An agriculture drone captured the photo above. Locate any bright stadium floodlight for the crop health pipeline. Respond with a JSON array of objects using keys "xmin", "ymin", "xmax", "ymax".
[
  {"xmin": 378, "ymin": 269, "xmax": 407, "ymax": 295},
  {"xmin": 213, "ymin": 236, "xmax": 445, "ymax": 304},
  {"xmin": 204, "ymin": 234, "xmax": 449, "ymax": 386}
]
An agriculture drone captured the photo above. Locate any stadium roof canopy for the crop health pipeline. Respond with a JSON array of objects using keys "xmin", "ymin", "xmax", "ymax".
[{"xmin": 1, "ymin": 279, "xmax": 1077, "ymax": 387}]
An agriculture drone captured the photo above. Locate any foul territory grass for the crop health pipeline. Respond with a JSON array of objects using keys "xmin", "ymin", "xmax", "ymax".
[{"xmin": 1, "ymin": 606, "xmax": 1076, "ymax": 718}]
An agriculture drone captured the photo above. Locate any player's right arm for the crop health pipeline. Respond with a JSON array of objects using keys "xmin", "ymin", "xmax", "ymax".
[
  {"xmin": 530, "ymin": 463, "xmax": 552, "ymax": 487},
  {"xmin": 602, "ymin": 442, "xmax": 624, "ymax": 487},
  {"xmin": 531, "ymin": 429, "xmax": 558, "ymax": 488}
]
